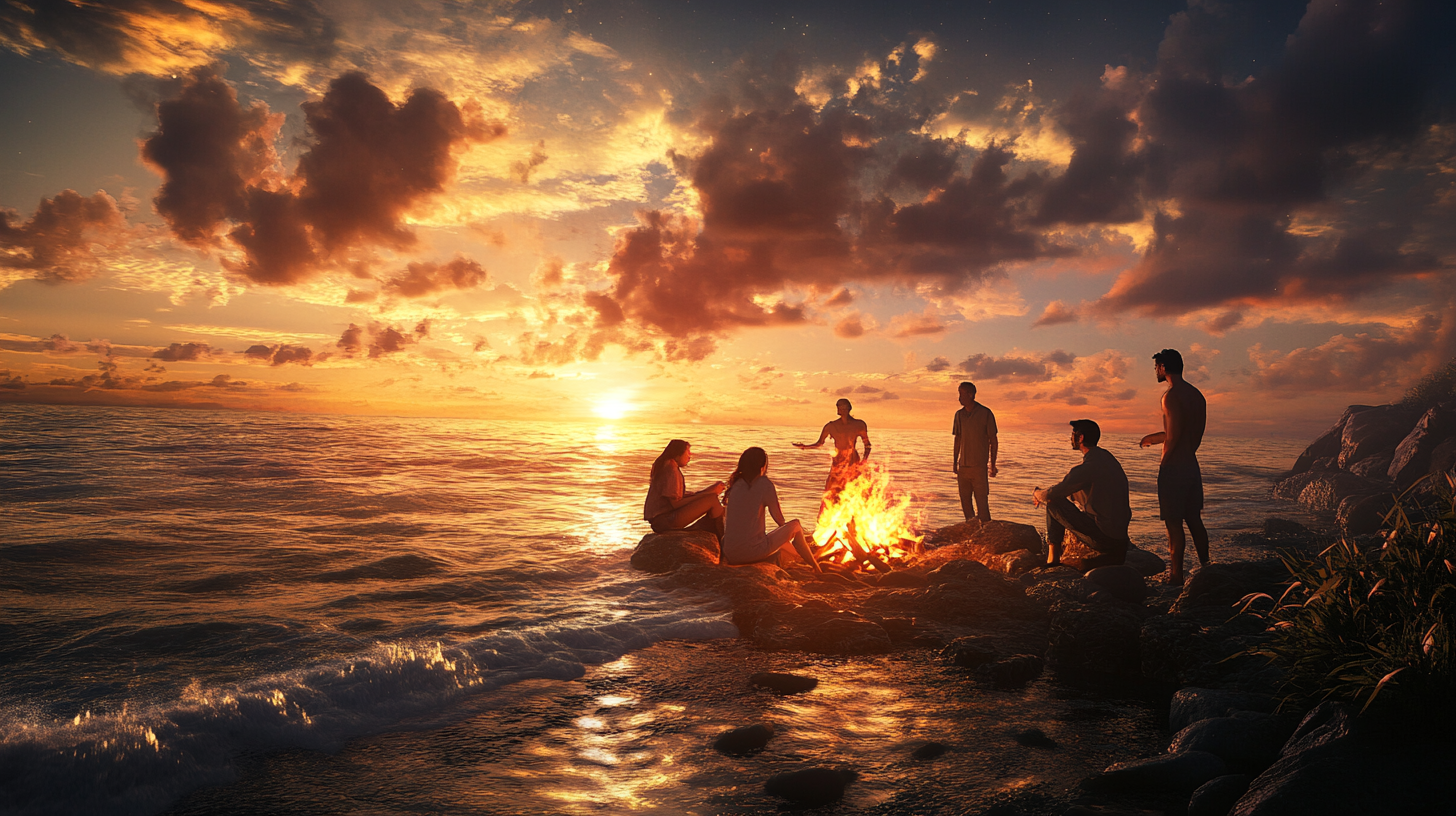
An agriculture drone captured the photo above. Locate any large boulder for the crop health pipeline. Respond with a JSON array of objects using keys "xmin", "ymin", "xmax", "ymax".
[
  {"xmin": 1124, "ymin": 546, "xmax": 1166, "ymax": 578},
  {"xmin": 1338, "ymin": 405, "xmax": 1416, "ymax": 470},
  {"xmin": 1387, "ymin": 408, "xmax": 1449, "ymax": 486},
  {"xmin": 1171, "ymin": 561, "xmax": 1291, "ymax": 617},
  {"xmin": 922, "ymin": 520, "xmax": 1044, "ymax": 556},
  {"xmin": 1170, "ymin": 712, "xmax": 1290, "ymax": 774},
  {"xmin": 1289, "ymin": 471, "xmax": 1378, "ymax": 511},
  {"xmin": 1336, "ymin": 493, "xmax": 1394, "ymax": 535},
  {"xmin": 1287, "ymin": 407, "xmax": 1371, "ymax": 476},
  {"xmin": 630, "ymin": 531, "xmax": 720, "ymax": 573},
  {"xmin": 1084, "ymin": 565, "xmax": 1149, "ymax": 604},
  {"xmin": 1424, "ymin": 436, "xmax": 1456, "ymax": 493},
  {"xmin": 1083, "ymin": 750, "xmax": 1229, "ymax": 795},
  {"xmin": 1169, "ymin": 688, "xmax": 1277, "ymax": 733},
  {"xmin": 1190, "ymin": 774, "xmax": 1252, "ymax": 816}
]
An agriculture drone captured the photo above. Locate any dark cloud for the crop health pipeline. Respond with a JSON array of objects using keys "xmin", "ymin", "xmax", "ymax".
[
  {"xmin": 0, "ymin": 334, "xmax": 82, "ymax": 353},
  {"xmin": 0, "ymin": 371, "xmax": 26, "ymax": 389},
  {"xmin": 1248, "ymin": 314, "xmax": 1442, "ymax": 394},
  {"xmin": 956, "ymin": 352, "xmax": 1062, "ymax": 381},
  {"xmin": 1045, "ymin": 349, "xmax": 1077, "ymax": 366},
  {"xmin": 336, "ymin": 321, "xmax": 428, "ymax": 359},
  {"xmin": 1202, "ymin": 311, "xmax": 1245, "ymax": 336},
  {"xmin": 242, "ymin": 344, "xmax": 315, "ymax": 366},
  {"xmin": 823, "ymin": 287, "xmax": 854, "ymax": 307},
  {"xmin": 0, "ymin": 0, "xmax": 338, "ymax": 77},
  {"xmin": 1032, "ymin": 300, "xmax": 1078, "ymax": 328},
  {"xmin": 0, "ymin": 190, "xmax": 125, "ymax": 283},
  {"xmin": 142, "ymin": 68, "xmax": 504, "ymax": 285},
  {"xmin": 151, "ymin": 342, "xmax": 212, "ymax": 362},
  {"xmin": 925, "ymin": 355, "xmax": 951, "ymax": 372},
  {"xmin": 385, "ymin": 257, "xmax": 489, "ymax": 298},
  {"xmin": 834, "ymin": 314, "xmax": 866, "ymax": 338}
]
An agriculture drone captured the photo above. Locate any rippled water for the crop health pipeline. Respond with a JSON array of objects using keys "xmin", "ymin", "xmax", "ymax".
[{"xmin": 0, "ymin": 404, "xmax": 1317, "ymax": 815}]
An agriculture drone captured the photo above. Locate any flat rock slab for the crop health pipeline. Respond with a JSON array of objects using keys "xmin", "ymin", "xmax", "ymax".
[
  {"xmin": 749, "ymin": 671, "xmax": 818, "ymax": 694},
  {"xmin": 630, "ymin": 531, "xmax": 720, "ymax": 573},
  {"xmin": 1083, "ymin": 750, "xmax": 1228, "ymax": 794},
  {"xmin": 763, "ymin": 768, "xmax": 858, "ymax": 806}
]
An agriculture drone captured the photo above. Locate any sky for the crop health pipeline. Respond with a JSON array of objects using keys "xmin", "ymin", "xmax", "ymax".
[{"xmin": 0, "ymin": 0, "xmax": 1452, "ymax": 436}]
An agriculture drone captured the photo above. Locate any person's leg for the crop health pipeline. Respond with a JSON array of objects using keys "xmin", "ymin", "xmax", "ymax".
[
  {"xmin": 660, "ymin": 492, "xmax": 723, "ymax": 532},
  {"xmin": 1165, "ymin": 519, "xmax": 1187, "ymax": 586},
  {"xmin": 957, "ymin": 475, "xmax": 977, "ymax": 522},
  {"xmin": 1187, "ymin": 513, "xmax": 1210, "ymax": 566},
  {"xmin": 1047, "ymin": 495, "xmax": 1124, "ymax": 564},
  {"xmin": 971, "ymin": 469, "xmax": 991, "ymax": 522},
  {"xmin": 1045, "ymin": 506, "xmax": 1066, "ymax": 566},
  {"xmin": 768, "ymin": 520, "xmax": 821, "ymax": 572}
]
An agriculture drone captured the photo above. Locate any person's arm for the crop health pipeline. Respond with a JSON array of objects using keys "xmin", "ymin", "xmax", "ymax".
[
  {"xmin": 1139, "ymin": 432, "xmax": 1166, "ymax": 448},
  {"xmin": 794, "ymin": 423, "xmax": 832, "ymax": 449},
  {"xmin": 952, "ymin": 412, "xmax": 962, "ymax": 474},
  {"xmin": 766, "ymin": 481, "xmax": 787, "ymax": 526},
  {"xmin": 859, "ymin": 423, "xmax": 872, "ymax": 461},
  {"xmin": 987, "ymin": 411, "xmax": 999, "ymax": 478},
  {"xmin": 1041, "ymin": 464, "xmax": 1090, "ymax": 503}
]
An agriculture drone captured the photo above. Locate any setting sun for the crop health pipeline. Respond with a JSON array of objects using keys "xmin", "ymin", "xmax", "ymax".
[{"xmin": 593, "ymin": 395, "xmax": 636, "ymax": 421}]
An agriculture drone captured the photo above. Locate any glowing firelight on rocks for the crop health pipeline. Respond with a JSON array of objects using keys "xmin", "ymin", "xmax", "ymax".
[{"xmin": 811, "ymin": 462, "xmax": 924, "ymax": 571}]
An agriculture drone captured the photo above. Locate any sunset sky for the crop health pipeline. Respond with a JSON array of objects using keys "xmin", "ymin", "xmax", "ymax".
[{"xmin": 1, "ymin": 0, "xmax": 1452, "ymax": 435}]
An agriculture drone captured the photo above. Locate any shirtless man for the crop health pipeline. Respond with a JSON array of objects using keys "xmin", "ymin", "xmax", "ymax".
[
  {"xmin": 794, "ymin": 398, "xmax": 871, "ymax": 498},
  {"xmin": 1139, "ymin": 349, "xmax": 1209, "ymax": 586},
  {"xmin": 952, "ymin": 381, "xmax": 998, "ymax": 522}
]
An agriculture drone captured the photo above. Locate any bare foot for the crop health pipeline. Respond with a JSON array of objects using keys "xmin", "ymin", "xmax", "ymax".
[{"xmin": 1167, "ymin": 573, "xmax": 1185, "ymax": 587}]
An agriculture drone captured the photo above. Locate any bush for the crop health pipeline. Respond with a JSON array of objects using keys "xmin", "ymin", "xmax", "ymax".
[
  {"xmin": 1401, "ymin": 356, "xmax": 1456, "ymax": 413},
  {"xmin": 1245, "ymin": 484, "xmax": 1456, "ymax": 729}
]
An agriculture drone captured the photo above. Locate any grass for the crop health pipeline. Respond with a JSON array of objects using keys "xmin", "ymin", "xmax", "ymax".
[
  {"xmin": 1400, "ymin": 356, "xmax": 1456, "ymax": 414},
  {"xmin": 1242, "ymin": 477, "xmax": 1456, "ymax": 728}
]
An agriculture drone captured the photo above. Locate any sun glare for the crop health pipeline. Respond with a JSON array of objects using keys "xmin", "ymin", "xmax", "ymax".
[{"xmin": 593, "ymin": 396, "xmax": 635, "ymax": 420}]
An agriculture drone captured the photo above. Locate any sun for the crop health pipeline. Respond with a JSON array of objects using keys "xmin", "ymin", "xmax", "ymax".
[{"xmin": 593, "ymin": 396, "xmax": 635, "ymax": 420}]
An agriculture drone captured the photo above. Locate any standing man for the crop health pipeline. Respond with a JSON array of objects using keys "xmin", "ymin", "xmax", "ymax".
[
  {"xmin": 794, "ymin": 398, "xmax": 871, "ymax": 499},
  {"xmin": 1140, "ymin": 348, "xmax": 1209, "ymax": 586},
  {"xmin": 1033, "ymin": 420, "xmax": 1131, "ymax": 569},
  {"xmin": 952, "ymin": 381, "xmax": 998, "ymax": 522}
]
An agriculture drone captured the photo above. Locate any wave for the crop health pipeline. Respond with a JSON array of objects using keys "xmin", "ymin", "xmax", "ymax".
[{"xmin": 0, "ymin": 613, "xmax": 737, "ymax": 816}]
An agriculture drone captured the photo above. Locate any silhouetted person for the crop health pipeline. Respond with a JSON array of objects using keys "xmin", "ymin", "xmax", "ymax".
[
  {"xmin": 644, "ymin": 439, "xmax": 725, "ymax": 537},
  {"xmin": 722, "ymin": 447, "xmax": 823, "ymax": 572},
  {"xmin": 1140, "ymin": 348, "xmax": 1209, "ymax": 586},
  {"xmin": 1033, "ymin": 420, "xmax": 1130, "ymax": 569},
  {"xmin": 952, "ymin": 381, "xmax": 998, "ymax": 522},
  {"xmin": 794, "ymin": 398, "xmax": 871, "ymax": 499}
]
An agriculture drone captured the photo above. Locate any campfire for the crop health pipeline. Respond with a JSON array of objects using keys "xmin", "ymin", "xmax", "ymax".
[{"xmin": 810, "ymin": 462, "xmax": 923, "ymax": 572}]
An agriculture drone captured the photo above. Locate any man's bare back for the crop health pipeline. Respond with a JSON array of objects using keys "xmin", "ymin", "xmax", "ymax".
[{"xmin": 1162, "ymin": 380, "xmax": 1206, "ymax": 460}]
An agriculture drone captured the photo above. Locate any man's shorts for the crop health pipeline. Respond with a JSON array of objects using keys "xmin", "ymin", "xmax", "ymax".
[{"xmin": 1158, "ymin": 455, "xmax": 1204, "ymax": 522}]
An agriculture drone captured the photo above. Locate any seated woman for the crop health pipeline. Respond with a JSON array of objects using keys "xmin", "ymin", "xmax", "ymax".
[
  {"xmin": 721, "ymin": 447, "xmax": 823, "ymax": 573},
  {"xmin": 644, "ymin": 439, "xmax": 725, "ymax": 536}
]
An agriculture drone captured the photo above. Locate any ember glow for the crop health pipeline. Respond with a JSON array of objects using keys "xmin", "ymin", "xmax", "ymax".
[{"xmin": 811, "ymin": 463, "xmax": 925, "ymax": 571}]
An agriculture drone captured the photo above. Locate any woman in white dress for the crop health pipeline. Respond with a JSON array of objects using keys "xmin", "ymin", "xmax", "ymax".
[{"xmin": 721, "ymin": 447, "xmax": 822, "ymax": 572}]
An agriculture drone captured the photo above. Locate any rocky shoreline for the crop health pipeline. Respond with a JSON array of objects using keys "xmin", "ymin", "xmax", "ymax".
[{"xmin": 631, "ymin": 506, "xmax": 1454, "ymax": 814}]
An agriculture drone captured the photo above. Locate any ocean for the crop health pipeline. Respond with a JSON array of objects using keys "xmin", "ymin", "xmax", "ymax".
[{"xmin": 0, "ymin": 404, "xmax": 1319, "ymax": 815}]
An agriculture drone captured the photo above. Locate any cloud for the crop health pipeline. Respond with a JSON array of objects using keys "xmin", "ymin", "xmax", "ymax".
[
  {"xmin": 889, "ymin": 310, "xmax": 948, "ymax": 338},
  {"xmin": 142, "ymin": 68, "xmax": 505, "ymax": 285},
  {"xmin": 823, "ymin": 287, "xmax": 854, "ymax": 307},
  {"xmin": 1248, "ymin": 315, "xmax": 1442, "ymax": 395},
  {"xmin": 384, "ymin": 257, "xmax": 489, "ymax": 298},
  {"xmin": 512, "ymin": 140, "xmax": 549, "ymax": 183},
  {"xmin": 957, "ymin": 352, "xmax": 1054, "ymax": 381},
  {"xmin": 1201, "ymin": 311, "xmax": 1245, "ymax": 336},
  {"xmin": 0, "ymin": 334, "xmax": 82, "ymax": 354},
  {"xmin": 1032, "ymin": 300, "xmax": 1078, "ymax": 328},
  {"xmin": 336, "ymin": 321, "xmax": 429, "ymax": 359},
  {"xmin": 0, "ymin": 190, "xmax": 125, "ymax": 283},
  {"xmin": 925, "ymin": 355, "xmax": 951, "ymax": 372},
  {"xmin": 242, "ymin": 344, "xmax": 315, "ymax": 366},
  {"xmin": 834, "ymin": 313, "xmax": 867, "ymax": 338},
  {"xmin": 833, "ymin": 384, "xmax": 899, "ymax": 402},
  {"xmin": 150, "ymin": 342, "xmax": 212, "ymax": 362}
]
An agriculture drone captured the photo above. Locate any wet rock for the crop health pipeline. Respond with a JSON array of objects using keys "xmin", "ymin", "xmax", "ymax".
[
  {"xmin": 1169, "ymin": 688, "xmax": 1277, "ymax": 734},
  {"xmin": 1082, "ymin": 750, "xmax": 1228, "ymax": 794},
  {"xmin": 927, "ymin": 558, "xmax": 995, "ymax": 584},
  {"xmin": 1046, "ymin": 598, "xmax": 1142, "ymax": 677},
  {"xmin": 1424, "ymin": 437, "xmax": 1456, "ymax": 492},
  {"xmin": 1387, "ymin": 407, "xmax": 1452, "ymax": 486},
  {"xmin": 1170, "ymin": 713, "xmax": 1289, "ymax": 774},
  {"xmin": 912, "ymin": 741, "xmax": 949, "ymax": 760},
  {"xmin": 799, "ymin": 616, "xmax": 894, "ymax": 654},
  {"xmin": 876, "ymin": 570, "xmax": 927, "ymax": 588},
  {"xmin": 1338, "ymin": 405, "xmax": 1416, "ymax": 470},
  {"xmin": 1140, "ymin": 615, "xmax": 1212, "ymax": 686},
  {"xmin": 924, "ymin": 519, "xmax": 1043, "ymax": 555},
  {"xmin": 1336, "ymin": 493, "xmax": 1394, "ymax": 535},
  {"xmin": 988, "ymin": 654, "xmax": 1044, "ymax": 689},
  {"xmin": 1014, "ymin": 727, "xmax": 1057, "ymax": 748},
  {"xmin": 749, "ymin": 671, "xmax": 818, "ymax": 694},
  {"xmin": 942, "ymin": 636, "xmax": 999, "ymax": 668},
  {"xmin": 1123, "ymin": 546, "xmax": 1166, "ymax": 578},
  {"xmin": 713, "ymin": 723, "xmax": 774, "ymax": 755},
  {"xmin": 1171, "ymin": 561, "xmax": 1290, "ymax": 616},
  {"xmin": 1292, "ymin": 470, "xmax": 1378, "ymax": 511},
  {"xmin": 738, "ymin": 602, "xmax": 893, "ymax": 654},
  {"xmin": 1084, "ymin": 565, "xmax": 1149, "ymax": 604},
  {"xmin": 999, "ymin": 548, "xmax": 1042, "ymax": 576},
  {"xmin": 1346, "ymin": 452, "xmax": 1392, "ymax": 480},
  {"xmin": 763, "ymin": 767, "xmax": 858, "ymax": 806},
  {"xmin": 630, "ymin": 531, "xmax": 720, "ymax": 573},
  {"xmin": 1189, "ymin": 774, "xmax": 1251, "ymax": 816},
  {"xmin": 1288, "ymin": 406, "xmax": 1369, "ymax": 476}
]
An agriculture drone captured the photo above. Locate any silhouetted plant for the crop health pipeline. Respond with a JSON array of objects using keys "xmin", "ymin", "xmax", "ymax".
[
  {"xmin": 1401, "ymin": 356, "xmax": 1456, "ymax": 413},
  {"xmin": 1242, "ymin": 477, "xmax": 1456, "ymax": 727}
]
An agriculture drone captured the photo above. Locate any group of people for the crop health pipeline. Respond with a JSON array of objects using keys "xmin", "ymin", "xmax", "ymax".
[{"xmin": 643, "ymin": 348, "xmax": 1211, "ymax": 586}]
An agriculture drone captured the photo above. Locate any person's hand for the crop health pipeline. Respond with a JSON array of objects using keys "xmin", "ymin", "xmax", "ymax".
[
  {"xmin": 793, "ymin": 442, "xmax": 807, "ymax": 449},
  {"xmin": 1031, "ymin": 486, "xmax": 1045, "ymax": 508},
  {"xmin": 708, "ymin": 481, "xmax": 726, "ymax": 494},
  {"xmin": 988, "ymin": 463, "xmax": 998, "ymax": 478}
]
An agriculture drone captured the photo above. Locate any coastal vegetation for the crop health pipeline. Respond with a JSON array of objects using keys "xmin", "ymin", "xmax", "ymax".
[{"xmin": 1400, "ymin": 356, "xmax": 1456, "ymax": 414}]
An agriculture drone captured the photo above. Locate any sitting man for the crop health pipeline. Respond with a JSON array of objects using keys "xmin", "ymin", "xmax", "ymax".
[{"xmin": 1032, "ymin": 419, "xmax": 1131, "ymax": 569}]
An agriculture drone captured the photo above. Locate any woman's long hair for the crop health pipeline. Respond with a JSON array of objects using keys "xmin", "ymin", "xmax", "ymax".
[
  {"xmin": 725, "ymin": 447, "xmax": 768, "ymax": 501},
  {"xmin": 650, "ymin": 439, "xmax": 690, "ymax": 482}
]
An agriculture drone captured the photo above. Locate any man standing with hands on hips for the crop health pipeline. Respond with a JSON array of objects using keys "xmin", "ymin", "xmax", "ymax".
[
  {"xmin": 1140, "ymin": 348, "xmax": 1209, "ymax": 587},
  {"xmin": 952, "ymin": 381, "xmax": 998, "ymax": 522}
]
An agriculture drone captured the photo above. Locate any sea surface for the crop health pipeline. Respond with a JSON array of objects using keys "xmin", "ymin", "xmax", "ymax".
[{"xmin": 0, "ymin": 404, "xmax": 1321, "ymax": 815}]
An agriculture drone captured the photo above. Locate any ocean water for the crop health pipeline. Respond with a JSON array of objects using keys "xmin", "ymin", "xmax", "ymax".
[{"xmin": 0, "ymin": 404, "xmax": 1318, "ymax": 815}]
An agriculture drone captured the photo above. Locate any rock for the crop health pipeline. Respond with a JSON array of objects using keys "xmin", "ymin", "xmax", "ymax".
[
  {"xmin": 1387, "ymin": 407, "xmax": 1452, "ymax": 486},
  {"xmin": 630, "ymin": 531, "xmax": 720, "ymax": 573},
  {"xmin": 1346, "ymin": 453, "xmax": 1392, "ymax": 480},
  {"xmin": 912, "ymin": 741, "xmax": 949, "ymax": 760},
  {"xmin": 798, "ymin": 616, "xmax": 894, "ymax": 654},
  {"xmin": 1082, "ymin": 750, "xmax": 1228, "ymax": 794},
  {"xmin": 1338, "ymin": 404, "xmax": 1415, "ymax": 470},
  {"xmin": 1013, "ymin": 727, "xmax": 1057, "ymax": 748},
  {"xmin": 1170, "ymin": 713, "xmax": 1289, "ymax": 774},
  {"xmin": 1293, "ymin": 470, "xmax": 1378, "ymax": 511},
  {"xmin": 1425, "ymin": 437, "xmax": 1456, "ymax": 492},
  {"xmin": 739, "ymin": 603, "xmax": 894, "ymax": 654},
  {"xmin": 1046, "ymin": 598, "xmax": 1142, "ymax": 677},
  {"xmin": 987, "ymin": 654, "xmax": 1044, "ymax": 689},
  {"xmin": 1140, "ymin": 615, "xmax": 1213, "ymax": 686},
  {"xmin": 1084, "ymin": 565, "xmax": 1149, "ymax": 604},
  {"xmin": 1169, "ymin": 688, "xmax": 1277, "ymax": 734},
  {"xmin": 749, "ymin": 671, "xmax": 818, "ymax": 694},
  {"xmin": 1123, "ymin": 546, "xmax": 1166, "ymax": 578},
  {"xmin": 1262, "ymin": 518, "xmax": 1308, "ymax": 539},
  {"xmin": 925, "ymin": 519, "xmax": 1043, "ymax": 555},
  {"xmin": 999, "ymin": 549, "xmax": 1042, "ymax": 576},
  {"xmin": 942, "ymin": 636, "xmax": 999, "ymax": 669},
  {"xmin": 1171, "ymin": 561, "xmax": 1290, "ymax": 616},
  {"xmin": 713, "ymin": 723, "xmax": 774, "ymax": 755},
  {"xmin": 1189, "ymin": 774, "xmax": 1252, "ymax": 816},
  {"xmin": 1336, "ymin": 493, "xmax": 1394, "ymax": 535},
  {"xmin": 926, "ymin": 558, "xmax": 995, "ymax": 584},
  {"xmin": 1288, "ymin": 407, "xmax": 1370, "ymax": 476},
  {"xmin": 876, "ymin": 570, "xmax": 927, "ymax": 588},
  {"xmin": 763, "ymin": 767, "xmax": 858, "ymax": 806}
]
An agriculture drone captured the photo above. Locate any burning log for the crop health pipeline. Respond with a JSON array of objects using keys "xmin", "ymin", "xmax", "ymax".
[{"xmin": 810, "ymin": 462, "xmax": 923, "ymax": 573}]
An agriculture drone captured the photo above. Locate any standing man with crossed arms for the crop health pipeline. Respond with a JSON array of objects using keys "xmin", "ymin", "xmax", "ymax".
[
  {"xmin": 1140, "ymin": 349, "xmax": 1209, "ymax": 586},
  {"xmin": 952, "ymin": 381, "xmax": 998, "ymax": 522}
]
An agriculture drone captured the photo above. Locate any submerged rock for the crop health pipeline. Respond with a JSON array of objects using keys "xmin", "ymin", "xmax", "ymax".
[
  {"xmin": 763, "ymin": 767, "xmax": 858, "ymax": 806},
  {"xmin": 748, "ymin": 671, "xmax": 818, "ymax": 694},
  {"xmin": 1013, "ymin": 727, "xmax": 1057, "ymax": 748},
  {"xmin": 713, "ymin": 723, "xmax": 774, "ymax": 755},
  {"xmin": 912, "ymin": 741, "xmax": 949, "ymax": 760},
  {"xmin": 630, "ymin": 531, "xmax": 720, "ymax": 573},
  {"xmin": 942, "ymin": 636, "xmax": 998, "ymax": 669},
  {"xmin": 987, "ymin": 654, "xmax": 1044, "ymax": 689}
]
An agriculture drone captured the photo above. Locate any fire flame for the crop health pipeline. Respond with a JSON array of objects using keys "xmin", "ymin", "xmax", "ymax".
[{"xmin": 811, "ymin": 462, "xmax": 923, "ymax": 571}]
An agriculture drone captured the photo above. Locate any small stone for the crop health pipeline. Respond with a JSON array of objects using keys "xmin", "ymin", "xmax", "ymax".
[
  {"xmin": 1013, "ymin": 727, "xmax": 1057, "ymax": 748},
  {"xmin": 763, "ymin": 767, "xmax": 858, "ymax": 806},
  {"xmin": 713, "ymin": 723, "xmax": 774, "ymax": 755},
  {"xmin": 912, "ymin": 741, "xmax": 949, "ymax": 760},
  {"xmin": 749, "ymin": 671, "xmax": 818, "ymax": 694},
  {"xmin": 988, "ymin": 654, "xmax": 1044, "ymax": 689},
  {"xmin": 942, "ymin": 636, "xmax": 998, "ymax": 668}
]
